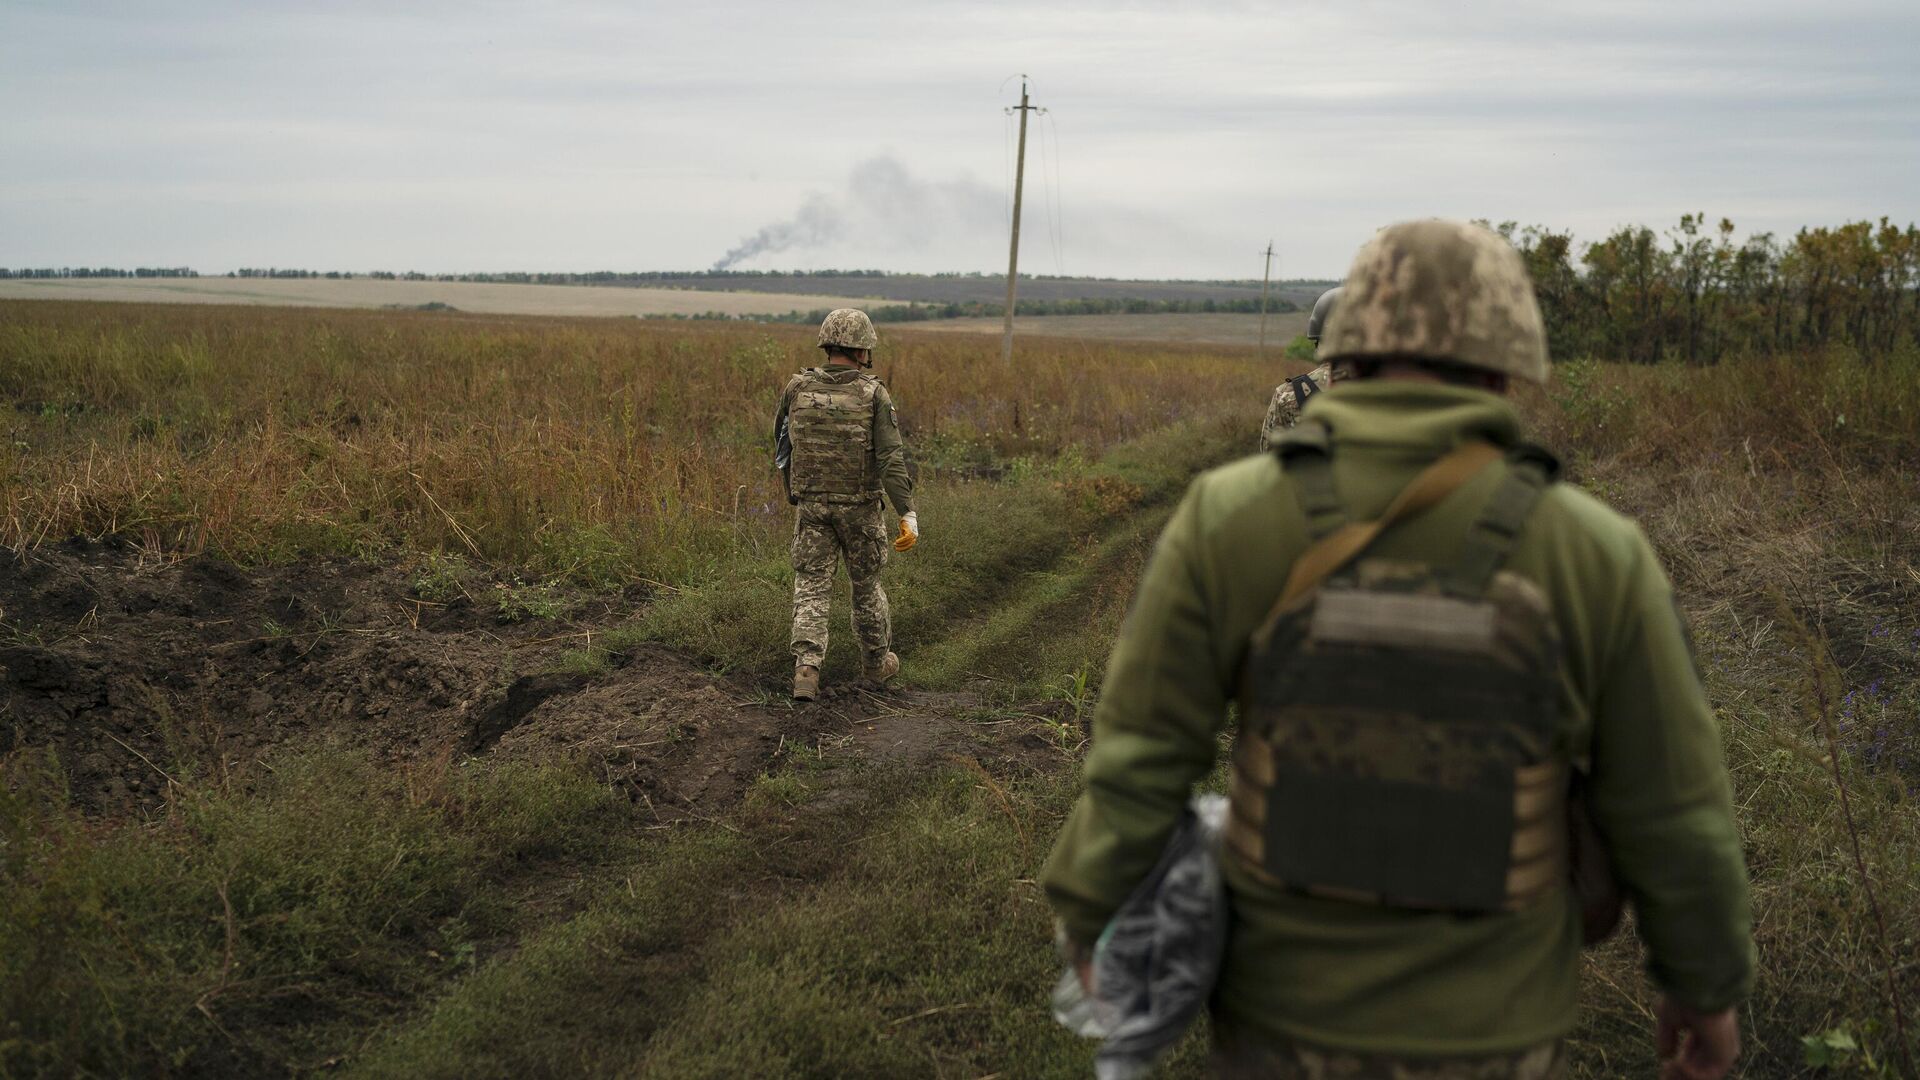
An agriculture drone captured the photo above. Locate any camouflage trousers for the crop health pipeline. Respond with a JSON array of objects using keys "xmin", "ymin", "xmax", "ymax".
[
  {"xmin": 1211, "ymin": 1027, "xmax": 1566, "ymax": 1080},
  {"xmin": 790, "ymin": 499, "xmax": 891, "ymax": 669}
]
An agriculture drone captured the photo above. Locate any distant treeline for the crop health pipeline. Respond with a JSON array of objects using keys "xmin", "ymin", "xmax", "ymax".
[
  {"xmin": 0, "ymin": 266, "xmax": 1310, "ymax": 289},
  {"xmin": 2, "ymin": 267, "xmax": 198, "ymax": 279},
  {"xmin": 1492, "ymin": 216, "xmax": 1920, "ymax": 362}
]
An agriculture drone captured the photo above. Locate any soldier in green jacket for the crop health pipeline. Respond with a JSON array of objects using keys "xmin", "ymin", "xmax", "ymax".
[
  {"xmin": 1044, "ymin": 221, "xmax": 1752, "ymax": 1079},
  {"xmin": 775, "ymin": 309, "xmax": 917, "ymax": 701}
]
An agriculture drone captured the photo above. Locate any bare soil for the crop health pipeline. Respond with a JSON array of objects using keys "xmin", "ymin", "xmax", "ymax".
[{"xmin": 0, "ymin": 543, "xmax": 1048, "ymax": 820}]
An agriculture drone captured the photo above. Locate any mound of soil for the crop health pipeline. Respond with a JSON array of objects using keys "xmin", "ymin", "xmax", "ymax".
[{"xmin": 0, "ymin": 542, "xmax": 1051, "ymax": 819}]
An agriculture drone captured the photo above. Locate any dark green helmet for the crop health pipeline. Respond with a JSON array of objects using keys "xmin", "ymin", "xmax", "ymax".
[{"xmin": 1306, "ymin": 286, "xmax": 1343, "ymax": 343}]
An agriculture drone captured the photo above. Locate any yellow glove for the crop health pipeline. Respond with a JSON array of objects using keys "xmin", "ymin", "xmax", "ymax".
[{"xmin": 893, "ymin": 511, "xmax": 919, "ymax": 552}]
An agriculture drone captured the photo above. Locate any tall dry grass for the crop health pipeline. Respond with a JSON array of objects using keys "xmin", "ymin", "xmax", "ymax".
[
  {"xmin": 1523, "ymin": 348, "xmax": 1920, "ymax": 1074},
  {"xmin": 0, "ymin": 301, "xmax": 1273, "ymax": 584}
]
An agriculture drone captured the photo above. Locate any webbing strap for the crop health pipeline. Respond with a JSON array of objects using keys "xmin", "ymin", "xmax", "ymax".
[
  {"xmin": 1444, "ymin": 446, "xmax": 1556, "ymax": 597},
  {"xmin": 1274, "ymin": 422, "xmax": 1344, "ymax": 541},
  {"xmin": 1277, "ymin": 441, "xmax": 1503, "ymax": 610},
  {"xmin": 1287, "ymin": 373, "xmax": 1323, "ymax": 407}
]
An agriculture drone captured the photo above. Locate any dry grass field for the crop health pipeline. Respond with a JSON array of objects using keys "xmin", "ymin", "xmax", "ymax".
[
  {"xmin": 0, "ymin": 276, "xmax": 882, "ymax": 319},
  {"xmin": 2, "ymin": 299, "xmax": 1917, "ymax": 1077}
]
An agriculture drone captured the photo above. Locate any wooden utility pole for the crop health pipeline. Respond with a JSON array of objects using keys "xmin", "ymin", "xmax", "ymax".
[
  {"xmin": 1002, "ymin": 79, "xmax": 1042, "ymax": 363},
  {"xmin": 1258, "ymin": 240, "xmax": 1275, "ymax": 361}
]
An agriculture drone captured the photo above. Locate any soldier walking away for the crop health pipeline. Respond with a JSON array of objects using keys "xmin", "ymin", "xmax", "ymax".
[
  {"xmin": 1045, "ymin": 221, "xmax": 1753, "ymax": 1079},
  {"xmin": 775, "ymin": 308, "xmax": 917, "ymax": 702},
  {"xmin": 1258, "ymin": 285, "xmax": 1346, "ymax": 451}
]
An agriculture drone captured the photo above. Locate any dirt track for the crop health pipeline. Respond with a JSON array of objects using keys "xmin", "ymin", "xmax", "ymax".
[{"xmin": 0, "ymin": 543, "xmax": 1038, "ymax": 821}]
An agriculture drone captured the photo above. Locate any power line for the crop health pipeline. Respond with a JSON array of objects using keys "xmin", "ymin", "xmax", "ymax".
[{"xmin": 1044, "ymin": 109, "xmax": 1067, "ymax": 277}]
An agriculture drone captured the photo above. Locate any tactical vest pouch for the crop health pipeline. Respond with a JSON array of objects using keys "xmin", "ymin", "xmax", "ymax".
[
  {"xmin": 1227, "ymin": 430, "xmax": 1569, "ymax": 914},
  {"xmin": 788, "ymin": 373, "xmax": 879, "ymax": 503}
]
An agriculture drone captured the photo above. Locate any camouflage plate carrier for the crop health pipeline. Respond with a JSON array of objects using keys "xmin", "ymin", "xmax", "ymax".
[
  {"xmin": 1228, "ymin": 421, "xmax": 1570, "ymax": 913},
  {"xmin": 786, "ymin": 370, "xmax": 882, "ymax": 504}
]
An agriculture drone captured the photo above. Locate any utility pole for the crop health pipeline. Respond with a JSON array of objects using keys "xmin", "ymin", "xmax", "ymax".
[
  {"xmin": 1002, "ymin": 78, "xmax": 1043, "ymax": 363},
  {"xmin": 1258, "ymin": 240, "xmax": 1275, "ymax": 361}
]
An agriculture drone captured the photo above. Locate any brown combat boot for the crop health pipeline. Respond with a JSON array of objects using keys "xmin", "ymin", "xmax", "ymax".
[
  {"xmin": 793, "ymin": 664, "xmax": 820, "ymax": 701},
  {"xmin": 864, "ymin": 651, "xmax": 899, "ymax": 685}
]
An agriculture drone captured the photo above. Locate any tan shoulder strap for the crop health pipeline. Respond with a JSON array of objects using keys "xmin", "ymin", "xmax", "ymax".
[{"xmin": 1276, "ymin": 441, "xmax": 1503, "ymax": 610}]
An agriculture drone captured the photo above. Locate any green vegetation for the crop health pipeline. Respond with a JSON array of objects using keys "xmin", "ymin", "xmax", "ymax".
[
  {"xmin": 0, "ymin": 750, "xmax": 636, "ymax": 1075},
  {"xmin": 1492, "ymin": 215, "xmax": 1920, "ymax": 364}
]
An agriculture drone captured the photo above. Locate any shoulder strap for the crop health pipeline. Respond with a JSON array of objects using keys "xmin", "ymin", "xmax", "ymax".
[
  {"xmin": 1276, "ymin": 440, "xmax": 1504, "ymax": 610},
  {"xmin": 1286, "ymin": 372, "xmax": 1322, "ymax": 407},
  {"xmin": 1273, "ymin": 420, "xmax": 1344, "ymax": 541},
  {"xmin": 1443, "ymin": 444, "xmax": 1560, "ymax": 596}
]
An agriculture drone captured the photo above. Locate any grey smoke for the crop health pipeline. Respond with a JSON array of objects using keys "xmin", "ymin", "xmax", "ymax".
[{"xmin": 712, "ymin": 156, "xmax": 1005, "ymax": 270}]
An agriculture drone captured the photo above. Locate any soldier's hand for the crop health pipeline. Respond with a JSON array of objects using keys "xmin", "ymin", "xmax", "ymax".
[
  {"xmin": 1655, "ymin": 997, "xmax": 1739, "ymax": 1080},
  {"xmin": 893, "ymin": 511, "xmax": 919, "ymax": 551}
]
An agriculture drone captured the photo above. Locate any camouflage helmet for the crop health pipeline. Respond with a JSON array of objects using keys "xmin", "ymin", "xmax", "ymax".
[
  {"xmin": 1319, "ymin": 220, "xmax": 1548, "ymax": 384},
  {"xmin": 817, "ymin": 308, "xmax": 879, "ymax": 351},
  {"xmin": 1305, "ymin": 286, "xmax": 1343, "ymax": 343}
]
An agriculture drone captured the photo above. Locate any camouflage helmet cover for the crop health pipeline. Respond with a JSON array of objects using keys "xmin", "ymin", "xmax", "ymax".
[
  {"xmin": 1319, "ymin": 220, "xmax": 1548, "ymax": 383},
  {"xmin": 817, "ymin": 308, "xmax": 879, "ymax": 351},
  {"xmin": 1305, "ymin": 286, "xmax": 1343, "ymax": 343}
]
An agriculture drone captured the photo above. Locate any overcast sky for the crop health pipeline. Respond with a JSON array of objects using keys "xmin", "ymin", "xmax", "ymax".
[{"xmin": 4, "ymin": 0, "xmax": 1916, "ymax": 279}]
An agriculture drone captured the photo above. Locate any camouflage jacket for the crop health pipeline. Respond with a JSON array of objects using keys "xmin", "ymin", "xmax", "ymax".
[
  {"xmin": 1257, "ymin": 364, "xmax": 1338, "ymax": 452},
  {"xmin": 774, "ymin": 366, "xmax": 914, "ymax": 515},
  {"xmin": 1045, "ymin": 382, "xmax": 1753, "ymax": 1057}
]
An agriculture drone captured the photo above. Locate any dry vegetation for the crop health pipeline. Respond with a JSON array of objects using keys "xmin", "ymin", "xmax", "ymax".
[
  {"xmin": 1525, "ymin": 350, "xmax": 1920, "ymax": 1075},
  {"xmin": 0, "ymin": 300, "xmax": 1270, "ymax": 585},
  {"xmin": 1, "ymin": 298, "xmax": 1917, "ymax": 1077}
]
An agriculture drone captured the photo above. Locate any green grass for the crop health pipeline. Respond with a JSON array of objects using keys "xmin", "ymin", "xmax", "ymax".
[
  {"xmin": 629, "ymin": 412, "xmax": 1246, "ymax": 694},
  {"xmin": 349, "ymin": 756, "xmax": 1216, "ymax": 1080},
  {"xmin": 0, "ymin": 748, "xmax": 639, "ymax": 1076}
]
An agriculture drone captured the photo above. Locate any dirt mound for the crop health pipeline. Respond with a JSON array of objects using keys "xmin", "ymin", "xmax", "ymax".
[{"xmin": 0, "ymin": 543, "xmax": 1046, "ymax": 819}]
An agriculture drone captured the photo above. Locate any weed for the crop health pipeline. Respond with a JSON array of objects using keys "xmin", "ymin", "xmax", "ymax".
[
  {"xmin": 493, "ymin": 578, "xmax": 566, "ymax": 623},
  {"xmin": 411, "ymin": 551, "xmax": 471, "ymax": 603}
]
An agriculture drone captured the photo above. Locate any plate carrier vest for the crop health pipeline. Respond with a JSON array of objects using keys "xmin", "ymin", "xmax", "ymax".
[
  {"xmin": 786, "ymin": 369, "xmax": 882, "ymax": 505},
  {"xmin": 1227, "ymin": 422, "xmax": 1573, "ymax": 915}
]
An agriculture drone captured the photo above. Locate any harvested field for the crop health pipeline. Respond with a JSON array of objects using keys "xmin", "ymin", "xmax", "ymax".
[
  {"xmin": 909, "ymin": 310, "xmax": 1311, "ymax": 346},
  {"xmin": 0, "ymin": 276, "xmax": 882, "ymax": 318}
]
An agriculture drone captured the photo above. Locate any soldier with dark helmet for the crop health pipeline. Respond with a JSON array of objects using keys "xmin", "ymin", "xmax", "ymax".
[
  {"xmin": 1258, "ymin": 285, "xmax": 1346, "ymax": 451},
  {"xmin": 774, "ymin": 308, "xmax": 917, "ymax": 701},
  {"xmin": 1046, "ymin": 221, "xmax": 1752, "ymax": 1078}
]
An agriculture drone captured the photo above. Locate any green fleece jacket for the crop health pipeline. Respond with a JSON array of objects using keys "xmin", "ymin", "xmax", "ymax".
[{"xmin": 1042, "ymin": 382, "xmax": 1753, "ymax": 1056}]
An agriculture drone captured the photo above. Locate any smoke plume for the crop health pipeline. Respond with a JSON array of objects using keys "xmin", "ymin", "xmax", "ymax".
[{"xmin": 712, "ymin": 156, "xmax": 1004, "ymax": 271}]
